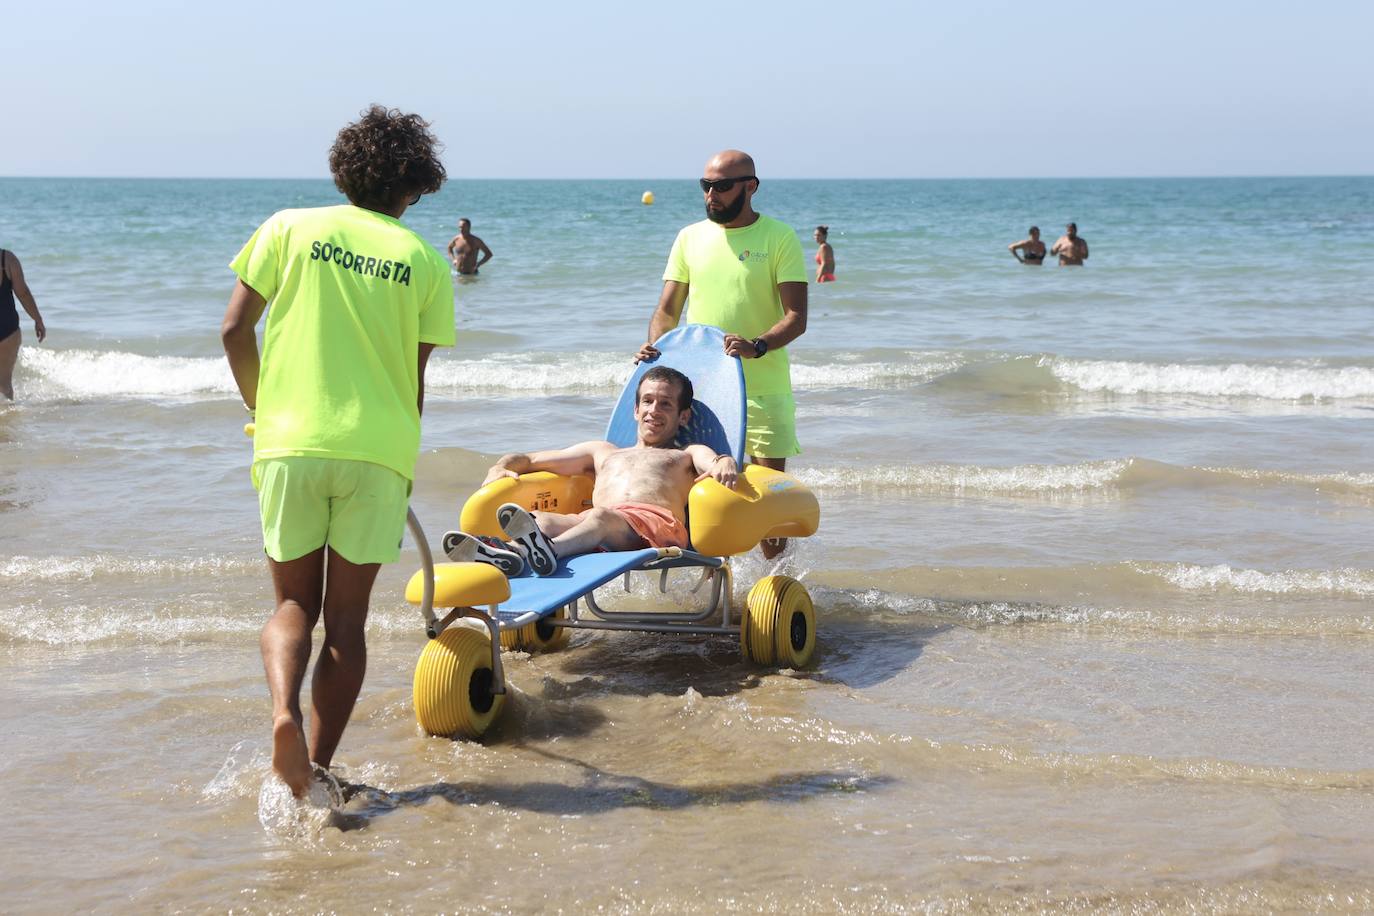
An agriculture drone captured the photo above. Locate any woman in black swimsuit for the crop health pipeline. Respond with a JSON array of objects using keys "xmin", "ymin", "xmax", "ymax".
[
  {"xmin": 0, "ymin": 249, "xmax": 48, "ymax": 401},
  {"xmin": 1008, "ymin": 226, "xmax": 1047, "ymax": 265}
]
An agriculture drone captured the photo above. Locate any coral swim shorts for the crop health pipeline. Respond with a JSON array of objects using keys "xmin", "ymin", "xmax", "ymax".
[{"xmin": 599, "ymin": 502, "xmax": 690, "ymax": 549}]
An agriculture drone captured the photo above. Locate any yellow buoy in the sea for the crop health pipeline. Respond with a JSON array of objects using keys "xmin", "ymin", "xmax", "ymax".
[{"xmin": 641, "ymin": 190, "xmax": 655, "ymax": 205}]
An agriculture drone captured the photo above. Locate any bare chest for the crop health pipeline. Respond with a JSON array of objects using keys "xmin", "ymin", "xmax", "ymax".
[{"xmin": 597, "ymin": 447, "xmax": 693, "ymax": 481}]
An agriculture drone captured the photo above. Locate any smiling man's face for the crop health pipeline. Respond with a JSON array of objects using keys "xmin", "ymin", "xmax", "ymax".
[{"xmin": 635, "ymin": 377, "xmax": 690, "ymax": 446}]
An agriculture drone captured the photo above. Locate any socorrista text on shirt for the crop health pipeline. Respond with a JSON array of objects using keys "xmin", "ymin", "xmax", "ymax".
[{"xmin": 309, "ymin": 240, "xmax": 413, "ymax": 286}]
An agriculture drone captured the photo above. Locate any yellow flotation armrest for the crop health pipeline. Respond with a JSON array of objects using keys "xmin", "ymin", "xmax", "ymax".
[
  {"xmin": 455, "ymin": 466, "xmax": 817, "ymax": 559},
  {"xmin": 688, "ymin": 464, "xmax": 819, "ymax": 557},
  {"xmin": 459, "ymin": 471, "xmax": 594, "ymax": 538},
  {"xmin": 405, "ymin": 561, "xmax": 512, "ymax": 608}
]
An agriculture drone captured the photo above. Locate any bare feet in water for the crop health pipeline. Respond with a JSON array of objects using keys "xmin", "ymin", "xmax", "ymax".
[{"xmin": 272, "ymin": 714, "xmax": 313, "ymax": 797}]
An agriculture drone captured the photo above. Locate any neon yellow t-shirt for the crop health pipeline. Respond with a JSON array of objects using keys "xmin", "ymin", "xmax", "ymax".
[
  {"xmin": 230, "ymin": 204, "xmax": 455, "ymax": 481},
  {"xmin": 662, "ymin": 214, "xmax": 807, "ymax": 396}
]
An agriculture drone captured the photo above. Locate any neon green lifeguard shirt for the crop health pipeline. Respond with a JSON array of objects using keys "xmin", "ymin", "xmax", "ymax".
[
  {"xmin": 663, "ymin": 214, "xmax": 807, "ymax": 396},
  {"xmin": 230, "ymin": 204, "xmax": 455, "ymax": 481}
]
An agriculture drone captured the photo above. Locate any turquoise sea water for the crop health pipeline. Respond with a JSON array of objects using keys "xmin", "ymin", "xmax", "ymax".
[{"xmin": 2, "ymin": 177, "xmax": 1373, "ymax": 911}]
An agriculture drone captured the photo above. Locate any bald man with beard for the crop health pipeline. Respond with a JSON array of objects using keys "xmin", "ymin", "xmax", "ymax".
[
  {"xmin": 636, "ymin": 150, "xmax": 808, "ymax": 558},
  {"xmin": 1051, "ymin": 222, "xmax": 1089, "ymax": 266}
]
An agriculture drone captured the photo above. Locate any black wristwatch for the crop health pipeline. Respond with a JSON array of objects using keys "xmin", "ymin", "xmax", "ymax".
[{"xmin": 751, "ymin": 337, "xmax": 769, "ymax": 357}]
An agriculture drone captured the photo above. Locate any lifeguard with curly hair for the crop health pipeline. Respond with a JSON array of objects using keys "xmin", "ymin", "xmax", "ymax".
[{"xmin": 220, "ymin": 105, "xmax": 454, "ymax": 797}]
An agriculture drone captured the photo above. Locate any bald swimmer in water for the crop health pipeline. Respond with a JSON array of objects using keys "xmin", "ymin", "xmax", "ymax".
[{"xmin": 1051, "ymin": 223, "xmax": 1089, "ymax": 266}]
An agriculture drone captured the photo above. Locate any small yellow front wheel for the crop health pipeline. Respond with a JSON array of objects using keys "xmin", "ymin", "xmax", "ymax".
[
  {"xmin": 500, "ymin": 606, "xmax": 571, "ymax": 653},
  {"xmin": 741, "ymin": 575, "xmax": 816, "ymax": 667},
  {"xmin": 413, "ymin": 626, "xmax": 505, "ymax": 738}
]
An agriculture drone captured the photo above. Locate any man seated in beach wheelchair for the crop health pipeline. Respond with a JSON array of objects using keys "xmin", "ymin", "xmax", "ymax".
[{"xmin": 407, "ymin": 336, "xmax": 820, "ymax": 739}]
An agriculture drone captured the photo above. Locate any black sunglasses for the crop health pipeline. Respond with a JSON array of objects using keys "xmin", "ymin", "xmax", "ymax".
[{"xmin": 699, "ymin": 176, "xmax": 756, "ymax": 194}]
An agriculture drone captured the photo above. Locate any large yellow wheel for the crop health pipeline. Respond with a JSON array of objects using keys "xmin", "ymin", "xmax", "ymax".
[
  {"xmin": 741, "ymin": 575, "xmax": 816, "ymax": 667},
  {"xmin": 413, "ymin": 626, "xmax": 505, "ymax": 738},
  {"xmin": 499, "ymin": 606, "xmax": 571, "ymax": 653}
]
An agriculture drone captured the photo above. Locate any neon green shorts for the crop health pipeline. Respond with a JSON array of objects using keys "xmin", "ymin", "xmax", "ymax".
[
  {"xmin": 745, "ymin": 391, "xmax": 802, "ymax": 460},
  {"xmin": 253, "ymin": 457, "xmax": 410, "ymax": 565}
]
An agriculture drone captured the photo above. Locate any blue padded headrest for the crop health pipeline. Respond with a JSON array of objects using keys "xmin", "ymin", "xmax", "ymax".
[{"xmin": 605, "ymin": 324, "xmax": 746, "ymax": 465}]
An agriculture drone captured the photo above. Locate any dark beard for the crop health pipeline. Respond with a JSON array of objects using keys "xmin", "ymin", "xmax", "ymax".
[{"xmin": 705, "ymin": 192, "xmax": 746, "ymax": 225}]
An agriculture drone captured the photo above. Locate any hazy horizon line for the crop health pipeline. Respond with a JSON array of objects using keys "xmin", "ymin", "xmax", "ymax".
[{"xmin": 3, "ymin": 173, "xmax": 1372, "ymax": 183}]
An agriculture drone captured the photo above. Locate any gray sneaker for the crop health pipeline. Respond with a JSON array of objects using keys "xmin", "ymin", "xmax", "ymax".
[
  {"xmin": 441, "ymin": 530, "xmax": 525, "ymax": 577},
  {"xmin": 496, "ymin": 503, "xmax": 559, "ymax": 576}
]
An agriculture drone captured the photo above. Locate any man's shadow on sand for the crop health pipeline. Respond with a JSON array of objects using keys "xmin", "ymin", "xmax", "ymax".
[{"xmin": 328, "ymin": 745, "xmax": 895, "ymax": 830}]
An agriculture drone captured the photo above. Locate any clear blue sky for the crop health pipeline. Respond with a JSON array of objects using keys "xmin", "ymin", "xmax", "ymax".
[{"xmin": 4, "ymin": 0, "xmax": 1370, "ymax": 179}]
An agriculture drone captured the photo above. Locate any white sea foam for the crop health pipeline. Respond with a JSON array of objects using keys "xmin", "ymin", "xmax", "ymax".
[
  {"xmin": 790, "ymin": 353, "xmax": 967, "ymax": 389},
  {"xmin": 1045, "ymin": 357, "xmax": 1374, "ymax": 400},
  {"xmin": 0, "ymin": 602, "xmax": 263, "ymax": 645},
  {"xmin": 22, "ymin": 346, "xmax": 633, "ymax": 400},
  {"xmin": 1137, "ymin": 563, "xmax": 1374, "ymax": 597},
  {"xmin": 0, "ymin": 554, "xmax": 261, "ymax": 583},
  {"xmin": 1195, "ymin": 466, "xmax": 1374, "ymax": 494},
  {"xmin": 813, "ymin": 583, "xmax": 1374, "ymax": 636},
  {"xmin": 19, "ymin": 344, "xmax": 1374, "ymax": 407},
  {"xmin": 427, "ymin": 350, "xmax": 966, "ymax": 394},
  {"xmin": 23, "ymin": 347, "xmax": 236, "ymax": 398},
  {"xmin": 426, "ymin": 352, "xmax": 632, "ymax": 393},
  {"xmin": 18, "ymin": 344, "xmax": 969, "ymax": 401},
  {"xmin": 795, "ymin": 458, "xmax": 1374, "ymax": 498},
  {"xmin": 794, "ymin": 459, "xmax": 1130, "ymax": 493},
  {"xmin": 0, "ymin": 593, "xmax": 442, "ymax": 645}
]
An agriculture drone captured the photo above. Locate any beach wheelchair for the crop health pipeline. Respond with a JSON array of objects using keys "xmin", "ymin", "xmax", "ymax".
[{"xmin": 404, "ymin": 325, "xmax": 821, "ymax": 738}]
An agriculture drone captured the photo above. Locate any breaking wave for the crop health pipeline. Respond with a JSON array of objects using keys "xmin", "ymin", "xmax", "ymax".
[
  {"xmin": 19, "ymin": 345, "xmax": 1374, "ymax": 404},
  {"xmin": 1045, "ymin": 356, "xmax": 1374, "ymax": 401},
  {"xmin": 794, "ymin": 457, "xmax": 1374, "ymax": 498}
]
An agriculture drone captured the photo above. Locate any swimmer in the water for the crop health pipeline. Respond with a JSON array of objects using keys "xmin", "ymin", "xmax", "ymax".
[
  {"xmin": 446, "ymin": 218, "xmax": 493, "ymax": 275},
  {"xmin": 1008, "ymin": 226, "xmax": 1047, "ymax": 265},
  {"xmin": 1051, "ymin": 223, "xmax": 1089, "ymax": 266},
  {"xmin": 813, "ymin": 225, "xmax": 835, "ymax": 283},
  {"xmin": 0, "ymin": 248, "xmax": 48, "ymax": 401}
]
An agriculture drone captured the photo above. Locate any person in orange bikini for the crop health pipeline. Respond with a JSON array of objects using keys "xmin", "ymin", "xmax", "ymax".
[
  {"xmin": 813, "ymin": 225, "xmax": 836, "ymax": 283},
  {"xmin": 443, "ymin": 366, "xmax": 739, "ymax": 576}
]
